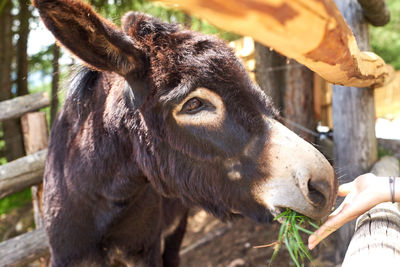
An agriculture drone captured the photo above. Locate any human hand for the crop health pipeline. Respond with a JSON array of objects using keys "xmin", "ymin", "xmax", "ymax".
[{"xmin": 308, "ymin": 173, "xmax": 388, "ymax": 250}]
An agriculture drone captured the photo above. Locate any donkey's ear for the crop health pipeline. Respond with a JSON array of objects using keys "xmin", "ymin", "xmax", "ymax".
[
  {"xmin": 121, "ymin": 11, "xmax": 180, "ymax": 52},
  {"xmin": 33, "ymin": 0, "xmax": 146, "ymax": 75}
]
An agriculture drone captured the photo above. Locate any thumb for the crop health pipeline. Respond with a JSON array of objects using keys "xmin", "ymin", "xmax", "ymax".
[{"xmin": 338, "ymin": 182, "xmax": 354, "ymax": 197}]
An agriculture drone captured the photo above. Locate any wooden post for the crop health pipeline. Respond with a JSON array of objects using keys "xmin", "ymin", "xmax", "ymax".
[
  {"xmin": 283, "ymin": 60, "xmax": 316, "ymax": 143},
  {"xmin": 254, "ymin": 44, "xmax": 286, "ymax": 111},
  {"xmin": 21, "ymin": 112, "xmax": 49, "ymax": 266},
  {"xmin": 332, "ymin": 0, "xmax": 378, "ymax": 261},
  {"xmin": 255, "ymin": 45, "xmax": 316, "ymax": 143},
  {"xmin": 21, "ymin": 112, "xmax": 49, "ymax": 228},
  {"xmin": 342, "ymin": 156, "xmax": 400, "ymax": 266}
]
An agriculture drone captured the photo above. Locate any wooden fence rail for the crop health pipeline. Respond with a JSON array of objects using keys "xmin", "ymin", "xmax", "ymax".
[
  {"xmin": 0, "ymin": 92, "xmax": 50, "ymax": 122},
  {"xmin": 160, "ymin": 0, "xmax": 394, "ymax": 88},
  {"xmin": 0, "ymin": 228, "xmax": 49, "ymax": 267},
  {"xmin": 0, "ymin": 149, "xmax": 47, "ymax": 199}
]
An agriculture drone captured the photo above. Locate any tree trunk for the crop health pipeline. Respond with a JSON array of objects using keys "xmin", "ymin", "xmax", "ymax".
[
  {"xmin": 0, "ymin": 0, "xmax": 25, "ymax": 162},
  {"xmin": 17, "ymin": 0, "xmax": 30, "ymax": 96},
  {"xmin": 0, "ymin": 0, "xmax": 13, "ymax": 102},
  {"xmin": 332, "ymin": 0, "xmax": 378, "ymax": 262},
  {"xmin": 50, "ymin": 44, "xmax": 60, "ymax": 127},
  {"xmin": 255, "ymin": 44, "xmax": 315, "ymax": 143}
]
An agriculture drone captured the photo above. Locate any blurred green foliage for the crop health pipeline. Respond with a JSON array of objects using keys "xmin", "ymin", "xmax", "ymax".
[
  {"xmin": 0, "ymin": 129, "xmax": 5, "ymax": 165},
  {"xmin": 0, "ymin": 189, "xmax": 32, "ymax": 215},
  {"xmin": 370, "ymin": 0, "xmax": 400, "ymax": 70},
  {"xmin": 378, "ymin": 147, "xmax": 394, "ymax": 158},
  {"xmin": 90, "ymin": 0, "xmax": 240, "ymax": 41}
]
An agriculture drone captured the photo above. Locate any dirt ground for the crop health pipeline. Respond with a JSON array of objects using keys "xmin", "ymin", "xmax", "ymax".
[
  {"xmin": 180, "ymin": 208, "xmax": 339, "ymax": 267},
  {"xmin": 0, "ymin": 205, "xmax": 339, "ymax": 267}
]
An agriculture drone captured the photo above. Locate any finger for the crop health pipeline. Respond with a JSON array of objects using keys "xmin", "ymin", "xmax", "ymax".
[
  {"xmin": 338, "ymin": 182, "xmax": 354, "ymax": 197},
  {"xmin": 308, "ymin": 219, "xmax": 339, "ymax": 250},
  {"xmin": 329, "ymin": 196, "xmax": 349, "ymax": 217},
  {"xmin": 308, "ymin": 206, "xmax": 350, "ymax": 250}
]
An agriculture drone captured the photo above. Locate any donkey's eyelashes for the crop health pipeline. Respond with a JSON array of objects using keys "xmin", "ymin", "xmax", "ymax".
[{"xmin": 181, "ymin": 97, "xmax": 204, "ymax": 114}]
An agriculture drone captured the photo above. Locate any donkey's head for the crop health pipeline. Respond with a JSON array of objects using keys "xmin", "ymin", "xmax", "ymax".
[{"xmin": 34, "ymin": 0, "xmax": 337, "ymax": 221}]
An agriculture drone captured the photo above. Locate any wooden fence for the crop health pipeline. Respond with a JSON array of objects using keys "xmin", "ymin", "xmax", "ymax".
[{"xmin": 0, "ymin": 92, "xmax": 50, "ymax": 266}]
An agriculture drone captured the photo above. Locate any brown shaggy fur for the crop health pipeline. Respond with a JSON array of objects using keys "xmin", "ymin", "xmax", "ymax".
[{"xmin": 32, "ymin": 1, "xmax": 308, "ymax": 266}]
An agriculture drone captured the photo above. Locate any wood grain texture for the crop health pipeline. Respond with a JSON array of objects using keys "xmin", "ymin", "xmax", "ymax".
[
  {"xmin": 21, "ymin": 112, "xmax": 49, "ymax": 229},
  {"xmin": 0, "ymin": 228, "xmax": 49, "ymax": 267},
  {"xmin": 0, "ymin": 149, "xmax": 47, "ymax": 199},
  {"xmin": 331, "ymin": 0, "xmax": 378, "ymax": 260},
  {"xmin": 342, "ymin": 156, "xmax": 400, "ymax": 266},
  {"xmin": 0, "ymin": 92, "xmax": 50, "ymax": 122},
  {"xmin": 160, "ymin": 0, "xmax": 393, "ymax": 88}
]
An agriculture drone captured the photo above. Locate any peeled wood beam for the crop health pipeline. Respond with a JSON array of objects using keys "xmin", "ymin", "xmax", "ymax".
[
  {"xmin": 0, "ymin": 149, "xmax": 47, "ymax": 199},
  {"xmin": 0, "ymin": 92, "xmax": 50, "ymax": 122},
  {"xmin": 358, "ymin": 0, "xmax": 390, "ymax": 26},
  {"xmin": 0, "ymin": 228, "xmax": 49, "ymax": 267},
  {"xmin": 160, "ymin": 0, "xmax": 393, "ymax": 88}
]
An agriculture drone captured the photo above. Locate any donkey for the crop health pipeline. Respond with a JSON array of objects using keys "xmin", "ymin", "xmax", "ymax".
[{"xmin": 33, "ymin": 0, "xmax": 337, "ymax": 266}]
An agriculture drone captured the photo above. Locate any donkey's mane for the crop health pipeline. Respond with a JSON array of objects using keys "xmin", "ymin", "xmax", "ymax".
[{"xmin": 66, "ymin": 66, "xmax": 101, "ymax": 118}]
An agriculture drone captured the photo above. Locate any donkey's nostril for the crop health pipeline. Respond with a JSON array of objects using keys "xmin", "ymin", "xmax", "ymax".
[{"xmin": 306, "ymin": 179, "xmax": 327, "ymax": 207}]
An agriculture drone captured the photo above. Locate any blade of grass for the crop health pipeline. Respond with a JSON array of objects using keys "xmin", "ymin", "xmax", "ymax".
[
  {"xmin": 284, "ymin": 235, "xmax": 301, "ymax": 267},
  {"xmin": 307, "ymin": 220, "xmax": 320, "ymax": 229},
  {"xmin": 294, "ymin": 224, "xmax": 315, "ymax": 235},
  {"xmin": 267, "ymin": 209, "xmax": 319, "ymax": 266}
]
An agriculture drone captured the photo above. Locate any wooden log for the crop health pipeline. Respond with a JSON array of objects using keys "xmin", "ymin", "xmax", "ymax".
[
  {"xmin": 0, "ymin": 149, "xmax": 47, "ymax": 199},
  {"xmin": 21, "ymin": 112, "xmax": 49, "ymax": 155},
  {"xmin": 21, "ymin": 112, "xmax": 49, "ymax": 229},
  {"xmin": 331, "ymin": 0, "xmax": 378, "ymax": 261},
  {"xmin": 160, "ymin": 0, "xmax": 393, "ymax": 88},
  {"xmin": 0, "ymin": 92, "xmax": 50, "ymax": 122},
  {"xmin": 21, "ymin": 112, "xmax": 49, "ymax": 266},
  {"xmin": 254, "ymin": 43, "xmax": 286, "ymax": 111},
  {"xmin": 358, "ymin": 0, "xmax": 390, "ymax": 26},
  {"xmin": 282, "ymin": 60, "xmax": 316, "ymax": 143},
  {"xmin": 0, "ymin": 228, "xmax": 49, "ymax": 267},
  {"xmin": 342, "ymin": 156, "xmax": 400, "ymax": 266},
  {"xmin": 254, "ymin": 45, "xmax": 316, "ymax": 142}
]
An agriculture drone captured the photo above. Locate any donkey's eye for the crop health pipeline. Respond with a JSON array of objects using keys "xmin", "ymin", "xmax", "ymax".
[{"xmin": 181, "ymin": 97, "xmax": 204, "ymax": 114}]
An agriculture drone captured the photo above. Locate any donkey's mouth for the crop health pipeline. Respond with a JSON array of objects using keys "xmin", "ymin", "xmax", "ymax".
[
  {"xmin": 256, "ymin": 118, "xmax": 337, "ymax": 222},
  {"xmin": 270, "ymin": 206, "xmax": 316, "ymax": 224},
  {"xmin": 269, "ymin": 207, "xmax": 285, "ymax": 223}
]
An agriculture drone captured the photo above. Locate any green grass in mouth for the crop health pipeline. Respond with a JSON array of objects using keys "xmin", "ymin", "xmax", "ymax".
[{"xmin": 255, "ymin": 208, "xmax": 320, "ymax": 267}]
